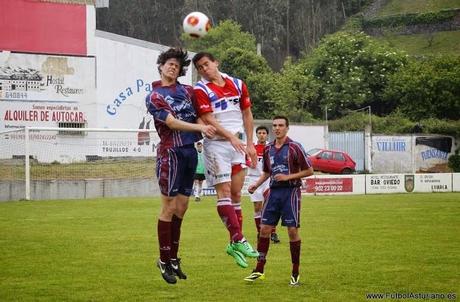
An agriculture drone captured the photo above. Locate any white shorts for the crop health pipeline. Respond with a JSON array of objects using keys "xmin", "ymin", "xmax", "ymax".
[
  {"xmin": 203, "ymin": 139, "xmax": 245, "ymax": 186},
  {"xmin": 247, "ymin": 176, "xmax": 270, "ymax": 202}
]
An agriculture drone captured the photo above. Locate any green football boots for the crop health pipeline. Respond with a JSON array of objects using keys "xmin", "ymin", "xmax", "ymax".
[
  {"xmin": 226, "ymin": 240, "xmax": 259, "ymax": 268},
  {"xmin": 232, "ymin": 240, "xmax": 259, "ymax": 258},
  {"xmin": 226, "ymin": 243, "xmax": 248, "ymax": 268}
]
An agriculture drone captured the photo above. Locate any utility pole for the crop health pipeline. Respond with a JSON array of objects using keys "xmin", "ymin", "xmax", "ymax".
[{"xmin": 286, "ymin": 0, "xmax": 290, "ymax": 57}]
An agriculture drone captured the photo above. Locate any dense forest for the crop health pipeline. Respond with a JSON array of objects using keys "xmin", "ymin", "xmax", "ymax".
[{"xmin": 96, "ymin": 0, "xmax": 372, "ymax": 70}]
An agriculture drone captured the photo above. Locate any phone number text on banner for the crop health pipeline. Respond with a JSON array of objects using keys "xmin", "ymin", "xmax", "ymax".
[{"xmin": 304, "ymin": 177, "xmax": 353, "ymax": 193}]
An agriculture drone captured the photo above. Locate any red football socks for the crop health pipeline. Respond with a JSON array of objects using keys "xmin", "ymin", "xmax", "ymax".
[
  {"xmin": 157, "ymin": 219, "xmax": 171, "ymax": 262},
  {"xmin": 170, "ymin": 215, "xmax": 182, "ymax": 259},
  {"xmin": 217, "ymin": 198, "xmax": 243, "ymax": 242}
]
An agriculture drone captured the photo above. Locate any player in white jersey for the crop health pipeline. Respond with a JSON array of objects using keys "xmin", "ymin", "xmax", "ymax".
[
  {"xmin": 192, "ymin": 52, "xmax": 258, "ymax": 268},
  {"xmin": 247, "ymin": 125, "xmax": 280, "ymax": 243}
]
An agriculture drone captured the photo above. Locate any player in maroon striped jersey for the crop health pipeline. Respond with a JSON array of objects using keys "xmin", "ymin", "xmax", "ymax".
[
  {"xmin": 245, "ymin": 116, "xmax": 313, "ymax": 286},
  {"xmin": 146, "ymin": 48, "xmax": 215, "ymax": 284}
]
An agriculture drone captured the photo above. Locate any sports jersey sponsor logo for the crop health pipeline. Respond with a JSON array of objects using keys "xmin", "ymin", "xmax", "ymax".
[
  {"xmin": 213, "ymin": 96, "xmax": 240, "ymax": 111},
  {"xmin": 272, "ymin": 164, "xmax": 288, "ymax": 174},
  {"xmin": 164, "ymin": 95, "xmax": 196, "ymax": 122},
  {"xmin": 226, "ymin": 96, "xmax": 240, "ymax": 105}
]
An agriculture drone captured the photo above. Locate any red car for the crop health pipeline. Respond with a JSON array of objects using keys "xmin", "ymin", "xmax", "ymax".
[{"xmin": 307, "ymin": 148, "xmax": 356, "ymax": 174}]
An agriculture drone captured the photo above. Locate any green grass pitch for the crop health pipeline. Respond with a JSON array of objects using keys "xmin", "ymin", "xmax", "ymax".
[{"xmin": 1, "ymin": 193, "xmax": 459, "ymax": 301}]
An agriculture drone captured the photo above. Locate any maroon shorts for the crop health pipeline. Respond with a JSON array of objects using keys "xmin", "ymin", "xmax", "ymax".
[
  {"xmin": 261, "ymin": 187, "xmax": 301, "ymax": 227},
  {"xmin": 156, "ymin": 145, "xmax": 197, "ymax": 197}
]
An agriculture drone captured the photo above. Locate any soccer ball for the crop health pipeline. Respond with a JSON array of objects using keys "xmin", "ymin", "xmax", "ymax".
[{"xmin": 183, "ymin": 11, "xmax": 211, "ymax": 38}]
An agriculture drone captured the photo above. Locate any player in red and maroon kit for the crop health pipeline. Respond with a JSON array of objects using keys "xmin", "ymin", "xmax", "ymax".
[
  {"xmin": 245, "ymin": 116, "xmax": 313, "ymax": 286},
  {"xmin": 146, "ymin": 48, "xmax": 215, "ymax": 284},
  {"xmin": 247, "ymin": 125, "xmax": 280, "ymax": 243},
  {"xmin": 192, "ymin": 52, "xmax": 258, "ymax": 268}
]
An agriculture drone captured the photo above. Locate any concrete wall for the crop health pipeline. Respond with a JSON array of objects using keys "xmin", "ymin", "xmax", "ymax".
[
  {"xmin": 0, "ymin": 178, "xmax": 161, "ymax": 201},
  {"xmin": 372, "ymin": 134, "xmax": 457, "ymax": 173},
  {"xmin": 2, "ymin": 173, "xmax": 459, "ymax": 201}
]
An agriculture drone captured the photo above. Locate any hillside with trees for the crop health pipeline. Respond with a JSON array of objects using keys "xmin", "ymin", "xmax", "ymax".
[
  {"xmin": 96, "ymin": 0, "xmax": 460, "ymax": 138},
  {"xmin": 96, "ymin": 0, "xmax": 373, "ymax": 70}
]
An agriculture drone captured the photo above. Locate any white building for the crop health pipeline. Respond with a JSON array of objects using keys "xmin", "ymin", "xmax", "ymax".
[{"xmin": 0, "ymin": 0, "xmax": 192, "ymax": 162}]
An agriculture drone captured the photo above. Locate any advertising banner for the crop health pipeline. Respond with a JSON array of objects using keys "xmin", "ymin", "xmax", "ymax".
[
  {"xmin": 366, "ymin": 174, "xmax": 407, "ymax": 194},
  {"xmin": 304, "ymin": 177, "xmax": 353, "ymax": 193},
  {"xmin": 372, "ymin": 136, "xmax": 412, "ymax": 173},
  {"xmin": 371, "ymin": 135, "xmax": 455, "ymax": 174},
  {"xmin": 453, "ymin": 173, "xmax": 460, "ymax": 192},
  {"xmin": 415, "ymin": 136, "xmax": 454, "ymax": 173},
  {"xmin": 414, "ymin": 173, "xmax": 452, "ymax": 192},
  {"xmin": 0, "ymin": 52, "xmax": 95, "ymax": 130},
  {"xmin": 301, "ymin": 175, "xmax": 365, "ymax": 195},
  {"xmin": 94, "ymin": 33, "xmax": 176, "ymax": 158}
]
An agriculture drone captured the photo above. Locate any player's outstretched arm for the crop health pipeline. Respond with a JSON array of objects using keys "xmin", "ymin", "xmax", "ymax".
[
  {"xmin": 165, "ymin": 114, "xmax": 215, "ymax": 137},
  {"xmin": 196, "ymin": 117, "xmax": 216, "ymax": 138},
  {"xmin": 248, "ymin": 172, "xmax": 270, "ymax": 194},
  {"xmin": 242, "ymin": 107, "xmax": 257, "ymax": 168}
]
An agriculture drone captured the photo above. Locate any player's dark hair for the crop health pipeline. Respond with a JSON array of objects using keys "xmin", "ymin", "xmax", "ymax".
[
  {"xmin": 192, "ymin": 52, "xmax": 216, "ymax": 67},
  {"xmin": 157, "ymin": 48, "xmax": 191, "ymax": 77},
  {"xmin": 272, "ymin": 115, "xmax": 289, "ymax": 127},
  {"xmin": 256, "ymin": 125, "xmax": 269, "ymax": 134}
]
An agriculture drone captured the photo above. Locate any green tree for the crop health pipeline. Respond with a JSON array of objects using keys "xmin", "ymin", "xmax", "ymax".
[
  {"xmin": 264, "ymin": 58, "xmax": 317, "ymax": 122},
  {"xmin": 302, "ymin": 31, "xmax": 408, "ymax": 119},
  {"xmin": 448, "ymin": 150, "xmax": 460, "ymax": 172},
  {"xmin": 384, "ymin": 56, "xmax": 460, "ymax": 121},
  {"xmin": 219, "ymin": 47, "xmax": 271, "ymax": 80},
  {"xmin": 246, "ymin": 72, "xmax": 277, "ymax": 120},
  {"xmin": 220, "ymin": 48, "xmax": 276, "ymax": 119}
]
